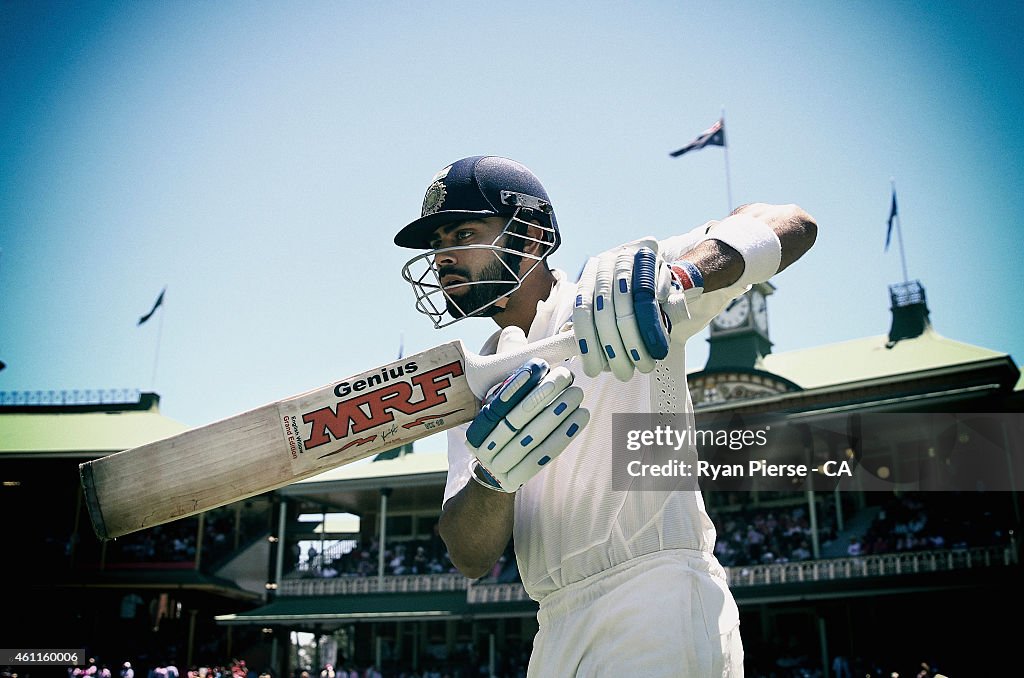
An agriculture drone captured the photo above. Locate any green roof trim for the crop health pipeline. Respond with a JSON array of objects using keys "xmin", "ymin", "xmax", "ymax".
[{"xmin": 50, "ymin": 567, "xmax": 262, "ymax": 603}]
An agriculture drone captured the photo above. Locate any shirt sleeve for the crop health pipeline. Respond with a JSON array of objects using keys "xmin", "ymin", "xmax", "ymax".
[
  {"xmin": 442, "ymin": 328, "xmax": 503, "ymax": 508},
  {"xmin": 442, "ymin": 423, "xmax": 474, "ymax": 507}
]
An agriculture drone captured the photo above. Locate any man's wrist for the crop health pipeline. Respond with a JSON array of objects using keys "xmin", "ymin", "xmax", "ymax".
[
  {"xmin": 471, "ymin": 459, "xmax": 510, "ymax": 493},
  {"xmin": 667, "ymin": 258, "xmax": 705, "ymax": 301}
]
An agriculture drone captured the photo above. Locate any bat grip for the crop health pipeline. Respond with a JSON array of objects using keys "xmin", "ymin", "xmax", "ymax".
[{"xmin": 464, "ymin": 330, "xmax": 579, "ymax": 399}]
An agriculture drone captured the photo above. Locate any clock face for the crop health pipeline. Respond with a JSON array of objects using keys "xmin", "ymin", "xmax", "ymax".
[
  {"xmin": 752, "ymin": 290, "xmax": 768, "ymax": 333},
  {"xmin": 713, "ymin": 294, "xmax": 750, "ymax": 331}
]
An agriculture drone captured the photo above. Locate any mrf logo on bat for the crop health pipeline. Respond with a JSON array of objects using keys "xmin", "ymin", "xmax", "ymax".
[{"xmin": 280, "ymin": 357, "xmax": 467, "ymax": 462}]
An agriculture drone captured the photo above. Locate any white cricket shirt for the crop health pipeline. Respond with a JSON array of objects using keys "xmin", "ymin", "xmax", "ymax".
[{"xmin": 443, "ymin": 226, "xmax": 749, "ymax": 601}]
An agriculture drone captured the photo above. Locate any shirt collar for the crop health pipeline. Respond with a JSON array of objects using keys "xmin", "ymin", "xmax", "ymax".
[{"xmin": 527, "ymin": 268, "xmax": 568, "ymax": 343}]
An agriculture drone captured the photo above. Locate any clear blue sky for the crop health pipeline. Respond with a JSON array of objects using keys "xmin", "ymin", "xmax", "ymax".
[{"xmin": 2, "ymin": 1, "xmax": 1021, "ymax": 430}]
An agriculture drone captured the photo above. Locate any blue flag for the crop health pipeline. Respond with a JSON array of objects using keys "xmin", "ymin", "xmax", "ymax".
[
  {"xmin": 885, "ymin": 189, "xmax": 898, "ymax": 251},
  {"xmin": 138, "ymin": 288, "xmax": 165, "ymax": 326},
  {"xmin": 670, "ymin": 119, "xmax": 725, "ymax": 158}
]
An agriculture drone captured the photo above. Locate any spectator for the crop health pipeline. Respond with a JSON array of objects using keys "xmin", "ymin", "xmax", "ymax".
[
  {"xmin": 832, "ymin": 654, "xmax": 852, "ymax": 678},
  {"xmin": 413, "ymin": 546, "xmax": 429, "ymax": 573}
]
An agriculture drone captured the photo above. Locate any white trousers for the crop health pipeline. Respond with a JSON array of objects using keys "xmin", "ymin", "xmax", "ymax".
[{"xmin": 527, "ymin": 549, "xmax": 743, "ymax": 677}]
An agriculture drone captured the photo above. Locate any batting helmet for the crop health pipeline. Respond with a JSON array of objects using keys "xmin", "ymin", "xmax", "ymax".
[{"xmin": 394, "ymin": 155, "xmax": 560, "ymax": 254}]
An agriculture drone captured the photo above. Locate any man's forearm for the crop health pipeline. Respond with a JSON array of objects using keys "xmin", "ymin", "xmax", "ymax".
[
  {"xmin": 733, "ymin": 202, "xmax": 817, "ymax": 273},
  {"xmin": 683, "ymin": 203, "xmax": 817, "ymax": 291},
  {"xmin": 438, "ymin": 479, "xmax": 515, "ymax": 579}
]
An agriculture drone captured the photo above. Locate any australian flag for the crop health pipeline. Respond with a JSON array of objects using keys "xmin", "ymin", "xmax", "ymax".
[{"xmin": 670, "ymin": 119, "xmax": 725, "ymax": 157}]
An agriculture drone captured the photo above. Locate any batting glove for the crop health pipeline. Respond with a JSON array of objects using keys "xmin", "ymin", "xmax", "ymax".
[
  {"xmin": 465, "ymin": 327, "xmax": 590, "ymax": 492},
  {"xmin": 573, "ymin": 237, "xmax": 710, "ymax": 381}
]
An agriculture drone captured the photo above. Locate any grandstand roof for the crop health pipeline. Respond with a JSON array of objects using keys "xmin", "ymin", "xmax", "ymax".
[
  {"xmin": 60, "ymin": 566, "xmax": 263, "ymax": 603},
  {"xmin": 758, "ymin": 327, "xmax": 1011, "ymax": 390},
  {"xmin": 0, "ymin": 394, "xmax": 188, "ymax": 458}
]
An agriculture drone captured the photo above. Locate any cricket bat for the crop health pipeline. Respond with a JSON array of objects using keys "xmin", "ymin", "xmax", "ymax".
[{"xmin": 79, "ymin": 331, "xmax": 579, "ymax": 540}]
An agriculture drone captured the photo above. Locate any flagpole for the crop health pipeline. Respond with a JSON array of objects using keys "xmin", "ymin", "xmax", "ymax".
[
  {"xmin": 151, "ymin": 287, "xmax": 166, "ymax": 388},
  {"xmin": 891, "ymin": 178, "xmax": 909, "ymax": 283},
  {"xmin": 721, "ymin": 106, "xmax": 734, "ymax": 213}
]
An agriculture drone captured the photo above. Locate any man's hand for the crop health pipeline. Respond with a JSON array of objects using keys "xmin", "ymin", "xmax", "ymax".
[
  {"xmin": 573, "ymin": 239, "xmax": 700, "ymax": 381},
  {"xmin": 465, "ymin": 327, "xmax": 589, "ymax": 492}
]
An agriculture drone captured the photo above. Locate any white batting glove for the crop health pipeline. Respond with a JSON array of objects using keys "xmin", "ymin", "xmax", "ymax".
[
  {"xmin": 573, "ymin": 238, "xmax": 710, "ymax": 381},
  {"xmin": 465, "ymin": 327, "xmax": 590, "ymax": 492}
]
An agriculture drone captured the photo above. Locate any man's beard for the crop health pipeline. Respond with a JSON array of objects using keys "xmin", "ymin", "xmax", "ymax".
[{"xmin": 443, "ymin": 258, "xmax": 518, "ymax": 319}]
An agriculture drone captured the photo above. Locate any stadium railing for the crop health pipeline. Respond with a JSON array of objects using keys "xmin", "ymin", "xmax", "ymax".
[{"xmin": 278, "ymin": 545, "xmax": 1017, "ymax": 599}]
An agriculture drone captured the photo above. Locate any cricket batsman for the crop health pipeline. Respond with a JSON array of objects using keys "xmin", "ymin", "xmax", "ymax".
[{"xmin": 395, "ymin": 155, "xmax": 817, "ymax": 676}]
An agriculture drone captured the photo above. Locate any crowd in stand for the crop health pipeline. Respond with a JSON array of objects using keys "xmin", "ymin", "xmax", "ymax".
[
  {"xmin": 296, "ymin": 537, "xmax": 454, "ymax": 579},
  {"xmin": 69, "ymin": 652, "xmax": 950, "ymax": 678},
  {"xmin": 58, "ymin": 657, "xmax": 274, "ymax": 678},
  {"xmin": 708, "ymin": 502, "xmax": 838, "ymax": 568},
  {"xmin": 295, "ymin": 534, "xmax": 520, "ymax": 584},
  {"xmin": 294, "ymin": 491, "xmax": 1016, "ymax": 578},
  {"xmin": 293, "ymin": 647, "xmax": 531, "ymax": 678},
  {"xmin": 35, "ymin": 637, "xmax": 963, "ymax": 678},
  {"xmin": 100, "ymin": 505, "xmax": 269, "ymax": 569},
  {"xmin": 747, "ymin": 652, "xmax": 952, "ymax": 678},
  {"xmin": 92, "ymin": 491, "xmax": 1016, "ymax": 577},
  {"xmin": 51, "ymin": 651, "xmax": 522, "ymax": 678},
  {"xmin": 708, "ymin": 492, "xmax": 1014, "ymax": 568},
  {"xmin": 847, "ymin": 491, "xmax": 1012, "ymax": 558}
]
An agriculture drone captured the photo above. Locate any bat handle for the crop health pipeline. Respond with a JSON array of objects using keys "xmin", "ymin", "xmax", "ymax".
[{"xmin": 464, "ymin": 330, "xmax": 579, "ymax": 399}]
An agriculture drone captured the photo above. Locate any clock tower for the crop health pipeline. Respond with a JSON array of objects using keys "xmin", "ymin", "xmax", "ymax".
[
  {"xmin": 704, "ymin": 282, "xmax": 775, "ymax": 370},
  {"xmin": 689, "ymin": 281, "xmax": 802, "ymax": 408}
]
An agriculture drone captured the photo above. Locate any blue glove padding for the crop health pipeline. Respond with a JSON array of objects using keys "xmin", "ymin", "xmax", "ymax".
[{"xmin": 632, "ymin": 247, "xmax": 671, "ymax": 360}]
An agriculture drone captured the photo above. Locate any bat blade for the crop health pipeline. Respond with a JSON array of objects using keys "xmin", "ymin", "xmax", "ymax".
[{"xmin": 80, "ymin": 332, "xmax": 577, "ymax": 540}]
